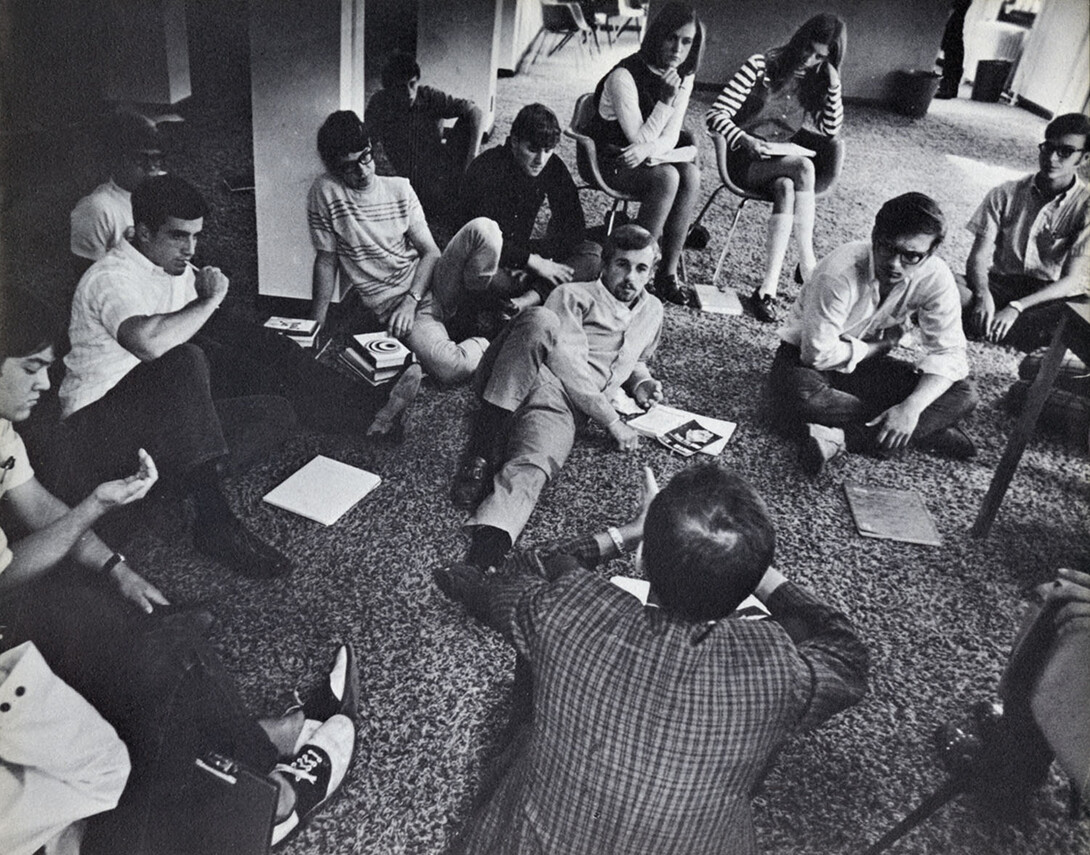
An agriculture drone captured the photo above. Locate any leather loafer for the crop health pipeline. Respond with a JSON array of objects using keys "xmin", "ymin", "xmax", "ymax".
[
  {"xmin": 652, "ymin": 273, "xmax": 695, "ymax": 307},
  {"xmin": 916, "ymin": 425, "xmax": 977, "ymax": 460},
  {"xmin": 451, "ymin": 456, "xmax": 493, "ymax": 510},
  {"xmin": 750, "ymin": 288, "xmax": 779, "ymax": 323},
  {"xmin": 194, "ymin": 517, "xmax": 294, "ymax": 578}
]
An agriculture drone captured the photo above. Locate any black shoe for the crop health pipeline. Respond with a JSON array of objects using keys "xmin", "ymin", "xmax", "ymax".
[
  {"xmin": 194, "ymin": 517, "xmax": 294, "ymax": 578},
  {"xmin": 799, "ymin": 423, "xmax": 846, "ymax": 476},
  {"xmin": 451, "ymin": 455, "xmax": 493, "ymax": 510},
  {"xmin": 750, "ymin": 288, "xmax": 779, "ymax": 323},
  {"xmin": 916, "ymin": 426, "xmax": 977, "ymax": 460},
  {"xmin": 466, "ymin": 524, "xmax": 512, "ymax": 570},
  {"xmin": 794, "ymin": 264, "xmax": 804, "ymax": 285},
  {"xmin": 652, "ymin": 273, "xmax": 694, "ymax": 307}
]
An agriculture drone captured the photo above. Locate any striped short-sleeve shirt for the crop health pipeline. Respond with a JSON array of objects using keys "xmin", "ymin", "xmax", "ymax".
[{"xmin": 307, "ymin": 173, "xmax": 426, "ymax": 322}]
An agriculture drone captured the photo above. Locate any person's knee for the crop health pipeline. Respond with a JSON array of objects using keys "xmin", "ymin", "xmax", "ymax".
[
  {"xmin": 515, "ymin": 306, "xmax": 560, "ymax": 347},
  {"xmin": 647, "ymin": 165, "xmax": 680, "ymax": 199},
  {"xmin": 794, "ymin": 157, "xmax": 816, "ymax": 190},
  {"xmin": 464, "ymin": 216, "xmax": 503, "ymax": 252},
  {"xmin": 771, "ymin": 176, "xmax": 794, "ymax": 202},
  {"xmin": 677, "ymin": 161, "xmax": 701, "ymax": 189},
  {"xmin": 159, "ymin": 343, "xmax": 212, "ymax": 384}
]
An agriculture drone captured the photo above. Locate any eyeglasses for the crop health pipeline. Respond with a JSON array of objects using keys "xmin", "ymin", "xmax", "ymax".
[
  {"xmin": 1039, "ymin": 141, "xmax": 1085, "ymax": 159},
  {"xmin": 335, "ymin": 149, "xmax": 374, "ymax": 174},
  {"xmin": 874, "ymin": 238, "xmax": 929, "ymax": 267},
  {"xmin": 131, "ymin": 151, "xmax": 165, "ymax": 172}
]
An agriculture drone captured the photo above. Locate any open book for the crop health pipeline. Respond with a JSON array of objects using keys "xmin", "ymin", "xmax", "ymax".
[{"xmin": 625, "ymin": 405, "xmax": 737, "ymax": 456}]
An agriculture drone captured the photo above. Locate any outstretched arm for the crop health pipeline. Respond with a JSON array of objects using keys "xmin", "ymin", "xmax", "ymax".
[{"xmin": 1, "ymin": 450, "xmax": 167, "ymax": 611}]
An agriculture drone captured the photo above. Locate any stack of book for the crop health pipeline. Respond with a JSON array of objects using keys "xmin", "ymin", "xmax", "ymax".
[
  {"xmin": 338, "ymin": 332, "xmax": 414, "ymax": 385},
  {"xmin": 264, "ymin": 316, "xmax": 319, "ymax": 348}
]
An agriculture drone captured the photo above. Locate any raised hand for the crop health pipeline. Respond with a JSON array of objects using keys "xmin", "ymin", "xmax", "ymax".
[
  {"xmin": 195, "ymin": 265, "xmax": 229, "ymax": 306},
  {"xmin": 92, "ymin": 448, "xmax": 158, "ymax": 509}
]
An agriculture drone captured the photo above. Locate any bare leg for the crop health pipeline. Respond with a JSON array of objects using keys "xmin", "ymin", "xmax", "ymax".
[
  {"xmin": 659, "ymin": 161, "xmax": 701, "ymax": 277},
  {"xmin": 632, "ymin": 164, "xmax": 679, "ymax": 241}
]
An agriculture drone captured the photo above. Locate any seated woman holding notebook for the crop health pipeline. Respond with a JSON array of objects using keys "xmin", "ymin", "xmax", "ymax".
[
  {"xmin": 706, "ymin": 13, "xmax": 847, "ymax": 322},
  {"xmin": 588, "ymin": 1, "xmax": 704, "ymax": 307}
]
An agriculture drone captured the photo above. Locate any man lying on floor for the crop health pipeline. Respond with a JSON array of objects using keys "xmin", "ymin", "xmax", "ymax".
[
  {"xmin": 435, "ymin": 464, "xmax": 869, "ymax": 855},
  {"xmin": 770, "ymin": 192, "xmax": 980, "ymax": 475},
  {"xmin": 0, "ymin": 290, "xmax": 357, "ymax": 852},
  {"xmin": 451, "ymin": 224, "xmax": 664, "ymax": 570}
]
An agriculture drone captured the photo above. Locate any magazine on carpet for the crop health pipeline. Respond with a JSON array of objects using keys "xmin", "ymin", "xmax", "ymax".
[
  {"xmin": 693, "ymin": 285, "xmax": 743, "ymax": 316},
  {"xmin": 843, "ymin": 481, "xmax": 942, "ymax": 547},
  {"xmin": 625, "ymin": 405, "xmax": 737, "ymax": 456},
  {"xmin": 610, "ymin": 575, "xmax": 771, "ymax": 619},
  {"xmin": 263, "ymin": 455, "xmax": 381, "ymax": 526},
  {"xmin": 657, "ymin": 419, "xmax": 723, "ymax": 457}
]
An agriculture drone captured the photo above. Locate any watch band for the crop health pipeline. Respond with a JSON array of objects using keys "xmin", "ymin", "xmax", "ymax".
[
  {"xmin": 102, "ymin": 552, "xmax": 126, "ymax": 574},
  {"xmin": 606, "ymin": 526, "xmax": 626, "ymax": 555},
  {"xmin": 1008, "ymin": 300, "xmax": 1025, "ymax": 314}
]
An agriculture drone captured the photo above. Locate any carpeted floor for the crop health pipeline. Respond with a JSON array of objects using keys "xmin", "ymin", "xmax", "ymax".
[{"xmin": 2, "ymin": 5, "xmax": 1089, "ymax": 854}]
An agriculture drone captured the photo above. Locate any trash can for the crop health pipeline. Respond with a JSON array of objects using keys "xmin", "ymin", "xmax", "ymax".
[
  {"xmin": 972, "ymin": 59, "xmax": 1013, "ymax": 102},
  {"xmin": 890, "ymin": 69, "xmax": 943, "ymax": 118}
]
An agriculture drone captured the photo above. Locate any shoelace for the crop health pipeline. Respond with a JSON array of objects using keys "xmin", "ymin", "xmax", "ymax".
[{"xmin": 274, "ymin": 748, "xmax": 322, "ymax": 785}]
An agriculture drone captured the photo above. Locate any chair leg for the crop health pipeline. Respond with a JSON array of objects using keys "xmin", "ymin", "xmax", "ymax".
[
  {"xmin": 711, "ymin": 200, "xmax": 749, "ymax": 288},
  {"xmin": 549, "ymin": 31, "xmax": 576, "ymax": 56},
  {"xmin": 690, "ymin": 184, "xmax": 726, "ymax": 233}
]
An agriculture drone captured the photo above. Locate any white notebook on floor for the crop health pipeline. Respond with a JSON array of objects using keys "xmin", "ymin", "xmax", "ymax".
[{"xmin": 263, "ymin": 456, "xmax": 381, "ymax": 526}]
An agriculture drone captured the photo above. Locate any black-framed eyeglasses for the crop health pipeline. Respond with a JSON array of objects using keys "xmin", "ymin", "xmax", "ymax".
[
  {"xmin": 1039, "ymin": 141, "xmax": 1085, "ymax": 159},
  {"xmin": 131, "ymin": 151, "xmax": 165, "ymax": 172},
  {"xmin": 335, "ymin": 149, "xmax": 374, "ymax": 174},
  {"xmin": 874, "ymin": 238, "xmax": 929, "ymax": 267}
]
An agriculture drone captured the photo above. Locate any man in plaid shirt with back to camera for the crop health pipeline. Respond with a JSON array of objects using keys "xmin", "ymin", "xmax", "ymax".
[{"xmin": 435, "ymin": 463, "xmax": 868, "ymax": 854}]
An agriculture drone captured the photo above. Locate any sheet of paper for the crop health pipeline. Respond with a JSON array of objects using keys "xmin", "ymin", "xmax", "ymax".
[
  {"xmin": 764, "ymin": 141, "xmax": 816, "ymax": 158},
  {"xmin": 263, "ymin": 455, "xmax": 381, "ymax": 526}
]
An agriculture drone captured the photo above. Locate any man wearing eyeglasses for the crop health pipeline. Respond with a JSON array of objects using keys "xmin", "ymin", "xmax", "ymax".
[
  {"xmin": 70, "ymin": 112, "xmax": 166, "ymax": 275},
  {"xmin": 308, "ymin": 110, "xmax": 500, "ymax": 385},
  {"xmin": 961, "ymin": 112, "xmax": 1090, "ymax": 350},
  {"xmin": 771, "ymin": 192, "xmax": 978, "ymax": 475}
]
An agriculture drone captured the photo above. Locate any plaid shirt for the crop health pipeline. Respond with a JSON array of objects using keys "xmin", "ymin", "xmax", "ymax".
[{"xmin": 451, "ymin": 536, "xmax": 868, "ymax": 855}]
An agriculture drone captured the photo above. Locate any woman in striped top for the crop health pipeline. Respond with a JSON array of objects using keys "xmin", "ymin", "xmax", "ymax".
[
  {"xmin": 589, "ymin": 2, "xmax": 705, "ymax": 306},
  {"xmin": 705, "ymin": 14, "xmax": 846, "ymax": 323}
]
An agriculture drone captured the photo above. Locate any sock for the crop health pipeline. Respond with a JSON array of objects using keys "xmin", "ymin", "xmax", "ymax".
[
  {"xmin": 467, "ymin": 525, "xmax": 512, "ymax": 570},
  {"xmin": 762, "ymin": 213, "xmax": 794, "ymax": 297},
  {"xmin": 793, "ymin": 190, "xmax": 817, "ymax": 277},
  {"xmin": 467, "ymin": 402, "xmax": 511, "ymax": 459},
  {"xmin": 186, "ymin": 460, "xmax": 233, "ymax": 527}
]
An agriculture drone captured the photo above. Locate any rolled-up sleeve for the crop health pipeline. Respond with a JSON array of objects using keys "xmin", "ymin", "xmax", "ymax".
[
  {"xmin": 798, "ymin": 271, "xmax": 861, "ymax": 373},
  {"xmin": 915, "ymin": 269, "xmax": 970, "ymax": 381}
]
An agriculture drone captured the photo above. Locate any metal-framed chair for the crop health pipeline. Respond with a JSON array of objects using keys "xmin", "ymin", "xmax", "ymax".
[
  {"xmin": 530, "ymin": 2, "xmax": 599, "ymax": 66},
  {"xmin": 611, "ymin": 0, "xmax": 647, "ymax": 43},
  {"xmin": 564, "ymin": 92, "xmax": 639, "ymax": 236},
  {"xmin": 691, "ymin": 130, "xmax": 845, "ymax": 288}
]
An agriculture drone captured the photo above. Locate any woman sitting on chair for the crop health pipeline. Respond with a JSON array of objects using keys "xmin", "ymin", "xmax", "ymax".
[
  {"xmin": 589, "ymin": 1, "xmax": 704, "ymax": 306},
  {"xmin": 706, "ymin": 13, "xmax": 846, "ymax": 323}
]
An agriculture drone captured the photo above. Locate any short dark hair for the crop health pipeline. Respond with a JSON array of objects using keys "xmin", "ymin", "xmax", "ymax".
[
  {"xmin": 602, "ymin": 224, "xmax": 660, "ymax": 265},
  {"xmin": 107, "ymin": 111, "xmax": 161, "ymax": 155},
  {"xmin": 1045, "ymin": 112, "xmax": 1090, "ymax": 143},
  {"xmin": 381, "ymin": 52, "xmax": 421, "ymax": 89},
  {"xmin": 132, "ymin": 174, "xmax": 208, "ymax": 234},
  {"xmin": 317, "ymin": 110, "xmax": 370, "ymax": 172},
  {"xmin": 643, "ymin": 465, "xmax": 776, "ymax": 621},
  {"xmin": 640, "ymin": 1, "xmax": 704, "ymax": 79},
  {"xmin": 510, "ymin": 103, "xmax": 561, "ymax": 150},
  {"xmin": 0, "ymin": 287, "xmax": 63, "ymax": 362},
  {"xmin": 873, "ymin": 192, "xmax": 946, "ymax": 249}
]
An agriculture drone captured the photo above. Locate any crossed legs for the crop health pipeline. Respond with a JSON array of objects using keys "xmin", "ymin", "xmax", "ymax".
[
  {"xmin": 744, "ymin": 154, "xmax": 817, "ymax": 299},
  {"xmin": 610, "ymin": 161, "xmax": 701, "ymax": 279}
]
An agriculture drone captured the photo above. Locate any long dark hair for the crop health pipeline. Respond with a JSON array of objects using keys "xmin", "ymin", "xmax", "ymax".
[
  {"xmin": 766, "ymin": 13, "xmax": 847, "ymax": 114},
  {"xmin": 638, "ymin": 1, "xmax": 704, "ymax": 79}
]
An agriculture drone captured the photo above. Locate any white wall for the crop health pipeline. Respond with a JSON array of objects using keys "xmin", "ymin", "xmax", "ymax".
[
  {"xmin": 1010, "ymin": 0, "xmax": 1090, "ymax": 114},
  {"xmin": 250, "ymin": 0, "xmax": 365, "ymax": 300},
  {"xmin": 418, "ymin": 0, "xmax": 502, "ymax": 130}
]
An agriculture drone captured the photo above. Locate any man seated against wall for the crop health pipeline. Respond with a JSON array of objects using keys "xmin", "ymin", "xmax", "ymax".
[
  {"xmin": 0, "ymin": 289, "xmax": 358, "ymax": 852},
  {"xmin": 456, "ymin": 102, "xmax": 602, "ymax": 333},
  {"xmin": 308, "ymin": 109, "xmax": 504, "ymax": 385},
  {"xmin": 366, "ymin": 52, "xmax": 485, "ymax": 222},
  {"xmin": 960, "ymin": 112, "xmax": 1090, "ymax": 352},
  {"xmin": 59, "ymin": 176, "xmax": 310, "ymax": 578},
  {"xmin": 434, "ymin": 463, "xmax": 869, "ymax": 855},
  {"xmin": 770, "ymin": 192, "xmax": 979, "ymax": 475},
  {"xmin": 451, "ymin": 225, "xmax": 663, "ymax": 571},
  {"xmin": 70, "ymin": 111, "xmax": 166, "ymax": 275}
]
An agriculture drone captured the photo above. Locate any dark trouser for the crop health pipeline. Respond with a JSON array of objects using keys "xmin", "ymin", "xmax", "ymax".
[
  {"xmin": 0, "ymin": 581, "xmax": 276, "ymax": 855},
  {"xmin": 957, "ymin": 273, "xmax": 1086, "ymax": 352},
  {"xmin": 59, "ymin": 343, "xmax": 227, "ymax": 501},
  {"xmin": 769, "ymin": 342, "xmax": 979, "ymax": 446},
  {"xmin": 196, "ymin": 308, "xmax": 388, "ymax": 432}
]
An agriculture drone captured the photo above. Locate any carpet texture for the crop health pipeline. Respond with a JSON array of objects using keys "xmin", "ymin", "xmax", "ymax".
[{"xmin": 2, "ymin": 4, "xmax": 1088, "ymax": 854}]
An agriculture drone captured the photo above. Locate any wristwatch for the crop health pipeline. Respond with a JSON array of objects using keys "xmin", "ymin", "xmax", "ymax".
[
  {"xmin": 405, "ymin": 291, "xmax": 422, "ymax": 303},
  {"xmin": 1007, "ymin": 300, "xmax": 1025, "ymax": 314},
  {"xmin": 101, "ymin": 552, "xmax": 126, "ymax": 574}
]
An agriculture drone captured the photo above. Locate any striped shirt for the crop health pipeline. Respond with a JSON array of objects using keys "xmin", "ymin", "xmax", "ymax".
[
  {"xmin": 307, "ymin": 174, "xmax": 426, "ymax": 322},
  {"xmin": 706, "ymin": 54, "xmax": 843, "ymax": 150}
]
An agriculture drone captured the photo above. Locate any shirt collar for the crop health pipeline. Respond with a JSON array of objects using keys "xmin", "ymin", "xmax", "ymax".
[
  {"xmin": 1032, "ymin": 172, "xmax": 1080, "ymax": 202},
  {"xmin": 116, "ymin": 236, "xmax": 175, "ymax": 277}
]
